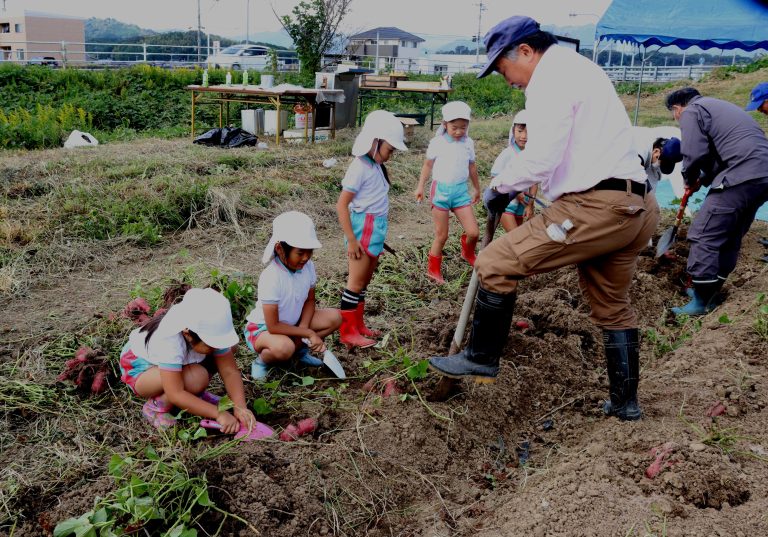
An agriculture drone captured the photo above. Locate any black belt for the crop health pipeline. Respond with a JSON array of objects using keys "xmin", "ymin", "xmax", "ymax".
[{"xmin": 592, "ymin": 178, "xmax": 646, "ymax": 197}]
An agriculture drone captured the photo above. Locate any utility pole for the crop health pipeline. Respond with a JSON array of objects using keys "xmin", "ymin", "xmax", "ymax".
[
  {"xmin": 197, "ymin": 0, "xmax": 202, "ymax": 64},
  {"xmin": 246, "ymin": 0, "xmax": 250, "ymax": 44},
  {"xmin": 475, "ymin": 1, "xmax": 486, "ymax": 64}
]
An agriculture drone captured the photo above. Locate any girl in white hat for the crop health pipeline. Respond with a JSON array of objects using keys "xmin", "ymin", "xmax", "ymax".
[
  {"xmin": 244, "ymin": 211, "xmax": 342, "ymax": 380},
  {"xmin": 119, "ymin": 288, "xmax": 256, "ymax": 431},
  {"xmin": 490, "ymin": 109, "xmax": 539, "ymax": 232},
  {"xmin": 335, "ymin": 110, "xmax": 408, "ymax": 348},
  {"xmin": 414, "ymin": 101, "xmax": 480, "ymax": 283}
]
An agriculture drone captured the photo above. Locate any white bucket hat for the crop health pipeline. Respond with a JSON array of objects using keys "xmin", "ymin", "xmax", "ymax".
[
  {"xmin": 509, "ymin": 109, "xmax": 530, "ymax": 145},
  {"xmin": 442, "ymin": 101, "xmax": 471, "ymax": 122},
  {"xmin": 154, "ymin": 288, "xmax": 239, "ymax": 349},
  {"xmin": 351, "ymin": 110, "xmax": 408, "ymax": 157},
  {"xmin": 261, "ymin": 211, "xmax": 322, "ymax": 264}
]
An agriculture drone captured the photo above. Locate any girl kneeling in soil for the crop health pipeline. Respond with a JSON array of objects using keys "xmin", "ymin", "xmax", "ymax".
[
  {"xmin": 119, "ymin": 288, "xmax": 256, "ymax": 431},
  {"xmin": 244, "ymin": 211, "xmax": 342, "ymax": 380},
  {"xmin": 490, "ymin": 110, "xmax": 539, "ymax": 232},
  {"xmin": 336, "ymin": 110, "xmax": 408, "ymax": 348},
  {"xmin": 414, "ymin": 101, "xmax": 481, "ymax": 283}
]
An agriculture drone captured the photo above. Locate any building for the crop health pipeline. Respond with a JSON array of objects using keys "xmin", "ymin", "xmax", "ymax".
[
  {"xmin": 0, "ymin": 10, "xmax": 85, "ymax": 63},
  {"xmin": 347, "ymin": 27, "xmax": 424, "ymax": 72}
]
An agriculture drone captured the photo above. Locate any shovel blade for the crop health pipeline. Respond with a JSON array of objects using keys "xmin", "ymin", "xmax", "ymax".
[
  {"xmin": 655, "ymin": 226, "xmax": 678, "ymax": 258},
  {"xmin": 323, "ymin": 349, "xmax": 346, "ymax": 379}
]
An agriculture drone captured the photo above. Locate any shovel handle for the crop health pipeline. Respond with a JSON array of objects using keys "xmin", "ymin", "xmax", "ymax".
[{"xmin": 674, "ymin": 188, "xmax": 692, "ymax": 227}]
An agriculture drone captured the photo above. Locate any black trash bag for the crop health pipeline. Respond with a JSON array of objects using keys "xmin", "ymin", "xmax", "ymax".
[
  {"xmin": 222, "ymin": 127, "xmax": 258, "ymax": 148},
  {"xmin": 193, "ymin": 128, "xmax": 222, "ymax": 146}
]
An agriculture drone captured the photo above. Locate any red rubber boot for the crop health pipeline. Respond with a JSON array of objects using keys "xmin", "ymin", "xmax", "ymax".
[
  {"xmin": 356, "ymin": 301, "xmax": 381, "ymax": 338},
  {"xmin": 460, "ymin": 233, "xmax": 477, "ymax": 266},
  {"xmin": 427, "ymin": 254, "xmax": 445, "ymax": 284},
  {"xmin": 339, "ymin": 309, "xmax": 376, "ymax": 349}
]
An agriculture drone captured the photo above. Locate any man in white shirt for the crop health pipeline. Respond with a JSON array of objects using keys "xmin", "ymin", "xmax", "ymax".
[{"xmin": 430, "ymin": 15, "xmax": 660, "ymax": 421}]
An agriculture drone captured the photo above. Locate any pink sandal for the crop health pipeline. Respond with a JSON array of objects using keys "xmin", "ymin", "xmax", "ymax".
[{"xmin": 142, "ymin": 397, "xmax": 176, "ymax": 429}]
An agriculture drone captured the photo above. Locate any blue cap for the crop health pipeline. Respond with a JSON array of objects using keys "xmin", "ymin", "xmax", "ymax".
[
  {"xmin": 745, "ymin": 82, "xmax": 768, "ymax": 111},
  {"xmin": 477, "ymin": 16, "xmax": 541, "ymax": 79},
  {"xmin": 659, "ymin": 137, "xmax": 682, "ymax": 174}
]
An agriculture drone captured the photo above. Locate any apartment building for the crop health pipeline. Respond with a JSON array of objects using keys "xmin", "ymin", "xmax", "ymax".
[{"xmin": 0, "ymin": 10, "xmax": 85, "ymax": 63}]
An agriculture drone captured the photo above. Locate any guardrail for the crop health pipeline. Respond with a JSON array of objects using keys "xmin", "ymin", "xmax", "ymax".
[{"xmin": 602, "ymin": 65, "xmax": 715, "ymax": 82}]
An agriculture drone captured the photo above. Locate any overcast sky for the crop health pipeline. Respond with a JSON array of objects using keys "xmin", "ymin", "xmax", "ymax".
[{"xmin": 9, "ymin": 0, "xmax": 612, "ymax": 39}]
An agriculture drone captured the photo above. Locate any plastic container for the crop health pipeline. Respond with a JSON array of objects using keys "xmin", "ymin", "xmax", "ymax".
[
  {"xmin": 261, "ymin": 74, "xmax": 274, "ymax": 88},
  {"xmin": 242, "ymin": 69, "xmax": 249, "ymax": 86},
  {"xmin": 295, "ymin": 112, "xmax": 313, "ymax": 129},
  {"xmin": 225, "ymin": 71, "xmax": 232, "ymax": 86},
  {"xmin": 546, "ymin": 218, "xmax": 574, "ymax": 243},
  {"xmin": 202, "ymin": 69, "xmax": 209, "ymax": 87}
]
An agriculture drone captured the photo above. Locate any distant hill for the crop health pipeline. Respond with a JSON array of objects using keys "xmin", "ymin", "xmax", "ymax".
[
  {"xmin": 85, "ymin": 18, "xmax": 157, "ymax": 42},
  {"xmin": 437, "ymin": 39, "xmax": 483, "ymax": 55}
]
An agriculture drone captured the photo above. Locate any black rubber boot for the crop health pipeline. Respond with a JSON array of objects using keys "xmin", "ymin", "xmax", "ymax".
[
  {"xmin": 603, "ymin": 328, "xmax": 643, "ymax": 421},
  {"xmin": 429, "ymin": 288, "xmax": 516, "ymax": 382}
]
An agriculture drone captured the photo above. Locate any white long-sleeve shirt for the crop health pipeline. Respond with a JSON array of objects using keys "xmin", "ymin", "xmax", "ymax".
[{"xmin": 490, "ymin": 45, "xmax": 645, "ymax": 201}]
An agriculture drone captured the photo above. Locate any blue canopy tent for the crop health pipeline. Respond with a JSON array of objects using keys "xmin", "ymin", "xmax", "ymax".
[
  {"xmin": 596, "ymin": 0, "xmax": 768, "ymax": 52},
  {"xmin": 596, "ymin": 0, "xmax": 768, "ymax": 221},
  {"xmin": 596, "ymin": 0, "xmax": 768, "ymax": 123}
]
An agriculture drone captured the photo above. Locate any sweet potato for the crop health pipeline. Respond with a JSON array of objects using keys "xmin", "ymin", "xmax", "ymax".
[
  {"xmin": 296, "ymin": 418, "xmax": 317, "ymax": 435},
  {"xmin": 279, "ymin": 424, "xmax": 300, "ymax": 442},
  {"xmin": 382, "ymin": 379, "xmax": 400, "ymax": 398},
  {"xmin": 91, "ymin": 370, "xmax": 108, "ymax": 394}
]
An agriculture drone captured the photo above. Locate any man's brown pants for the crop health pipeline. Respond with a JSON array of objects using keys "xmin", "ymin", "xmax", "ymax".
[{"xmin": 476, "ymin": 185, "xmax": 660, "ymax": 329}]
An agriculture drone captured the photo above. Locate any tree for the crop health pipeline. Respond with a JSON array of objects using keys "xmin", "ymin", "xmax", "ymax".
[{"xmin": 275, "ymin": 0, "xmax": 352, "ymax": 80}]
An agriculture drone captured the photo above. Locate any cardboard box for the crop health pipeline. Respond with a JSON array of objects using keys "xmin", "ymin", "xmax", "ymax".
[
  {"xmin": 398, "ymin": 117, "xmax": 419, "ymax": 143},
  {"xmin": 396, "ymin": 80, "xmax": 442, "ymax": 90},
  {"xmin": 361, "ymin": 74, "xmax": 394, "ymax": 88}
]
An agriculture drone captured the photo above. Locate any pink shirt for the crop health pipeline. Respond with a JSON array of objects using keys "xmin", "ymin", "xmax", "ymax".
[{"xmin": 490, "ymin": 45, "xmax": 644, "ymax": 201}]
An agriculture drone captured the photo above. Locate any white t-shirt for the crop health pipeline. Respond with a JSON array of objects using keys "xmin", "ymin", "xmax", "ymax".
[
  {"xmin": 246, "ymin": 258, "xmax": 317, "ymax": 328},
  {"xmin": 127, "ymin": 328, "xmax": 208, "ymax": 371},
  {"xmin": 427, "ymin": 134, "xmax": 476, "ymax": 185},
  {"xmin": 341, "ymin": 155, "xmax": 390, "ymax": 216}
]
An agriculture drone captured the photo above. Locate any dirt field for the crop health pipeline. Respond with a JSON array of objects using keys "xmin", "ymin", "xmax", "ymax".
[{"xmin": 2, "ymin": 83, "xmax": 768, "ymax": 536}]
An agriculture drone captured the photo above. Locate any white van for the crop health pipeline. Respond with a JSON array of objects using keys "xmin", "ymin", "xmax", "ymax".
[{"xmin": 206, "ymin": 44, "xmax": 282, "ymax": 71}]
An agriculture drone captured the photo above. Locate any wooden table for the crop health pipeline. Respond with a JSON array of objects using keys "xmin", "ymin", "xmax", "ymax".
[
  {"xmin": 186, "ymin": 85, "xmax": 345, "ymax": 145},
  {"xmin": 357, "ymin": 86, "xmax": 453, "ymax": 129}
]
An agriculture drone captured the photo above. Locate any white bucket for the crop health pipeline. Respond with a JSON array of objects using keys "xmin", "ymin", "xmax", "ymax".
[
  {"xmin": 261, "ymin": 74, "xmax": 274, "ymax": 88},
  {"xmin": 295, "ymin": 112, "xmax": 313, "ymax": 129}
]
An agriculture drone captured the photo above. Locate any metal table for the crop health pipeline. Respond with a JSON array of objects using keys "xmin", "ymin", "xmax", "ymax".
[
  {"xmin": 186, "ymin": 85, "xmax": 344, "ymax": 145},
  {"xmin": 356, "ymin": 86, "xmax": 453, "ymax": 129}
]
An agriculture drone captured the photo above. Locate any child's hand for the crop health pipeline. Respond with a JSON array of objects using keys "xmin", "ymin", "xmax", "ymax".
[
  {"xmin": 217, "ymin": 411, "xmax": 240, "ymax": 434},
  {"xmin": 414, "ymin": 186, "xmax": 424, "ymax": 203},
  {"xmin": 516, "ymin": 192, "xmax": 528, "ymax": 204},
  {"xmin": 471, "ymin": 189, "xmax": 480, "ymax": 204},
  {"xmin": 234, "ymin": 406, "xmax": 257, "ymax": 432},
  {"xmin": 523, "ymin": 204, "xmax": 535, "ymax": 221},
  {"xmin": 307, "ymin": 333, "xmax": 326, "ymax": 354},
  {"xmin": 347, "ymin": 239, "xmax": 364, "ymax": 260}
]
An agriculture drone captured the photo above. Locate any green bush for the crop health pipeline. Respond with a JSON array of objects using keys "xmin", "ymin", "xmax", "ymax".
[{"xmin": 0, "ymin": 103, "xmax": 92, "ymax": 149}]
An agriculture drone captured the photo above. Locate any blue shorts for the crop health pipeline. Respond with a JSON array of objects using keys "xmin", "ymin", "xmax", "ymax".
[
  {"xmin": 505, "ymin": 199, "xmax": 526, "ymax": 216},
  {"xmin": 243, "ymin": 322, "xmax": 267, "ymax": 352},
  {"xmin": 430, "ymin": 180, "xmax": 472, "ymax": 211},
  {"xmin": 349, "ymin": 212, "xmax": 388, "ymax": 257}
]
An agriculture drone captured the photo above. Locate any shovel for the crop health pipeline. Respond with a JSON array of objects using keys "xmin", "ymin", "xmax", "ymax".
[
  {"xmin": 430, "ymin": 203, "xmax": 504, "ymax": 401},
  {"xmin": 302, "ymin": 339, "xmax": 346, "ymax": 378},
  {"xmin": 655, "ymin": 187, "xmax": 692, "ymax": 258},
  {"xmin": 200, "ymin": 419, "xmax": 275, "ymax": 441}
]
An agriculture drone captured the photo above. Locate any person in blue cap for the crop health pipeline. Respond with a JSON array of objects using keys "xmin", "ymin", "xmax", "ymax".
[
  {"xmin": 666, "ymin": 86, "xmax": 768, "ymax": 314},
  {"xmin": 745, "ymin": 82, "xmax": 768, "ymax": 116},
  {"xmin": 745, "ymin": 82, "xmax": 768, "ymax": 259},
  {"xmin": 429, "ymin": 15, "xmax": 659, "ymax": 422}
]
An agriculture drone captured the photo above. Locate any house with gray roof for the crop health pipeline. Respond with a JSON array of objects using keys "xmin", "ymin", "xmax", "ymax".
[{"xmin": 347, "ymin": 27, "xmax": 424, "ymax": 64}]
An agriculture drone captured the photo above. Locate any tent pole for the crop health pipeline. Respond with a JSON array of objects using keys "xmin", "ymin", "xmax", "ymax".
[
  {"xmin": 592, "ymin": 38, "xmax": 599, "ymax": 62},
  {"xmin": 633, "ymin": 47, "xmax": 646, "ymax": 126}
]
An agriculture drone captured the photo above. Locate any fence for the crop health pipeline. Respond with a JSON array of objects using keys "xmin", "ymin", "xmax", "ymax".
[
  {"xmin": 0, "ymin": 39, "xmax": 721, "ymax": 82},
  {"xmin": 602, "ymin": 65, "xmax": 714, "ymax": 82}
]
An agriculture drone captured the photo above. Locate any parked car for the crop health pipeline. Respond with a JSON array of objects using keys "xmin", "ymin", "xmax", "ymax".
[
  {"xmin": 28, "ymin": 56, "xmax": 58, "ymax": 67},
  {"xmin": 205, "ymin": 44, "xmax": 283, "ymax": 71}
]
